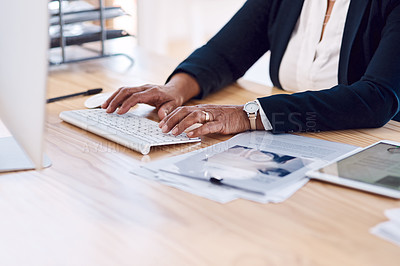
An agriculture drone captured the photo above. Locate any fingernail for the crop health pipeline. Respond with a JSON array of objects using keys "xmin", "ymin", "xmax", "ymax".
[
  {"xmin": 159, "ymin": 121, "xmax": 164, "ymax": 128},
  {"xmin": 162, "ymin": 125, "xmax": 168, "ymax": 133},
  {"xmin": 172, "ymin": 127, "xmax": 178, "ymax": 135},
  {"xmin": 187, "ymin": 132, "xmax": 193, "ymax": 137}
]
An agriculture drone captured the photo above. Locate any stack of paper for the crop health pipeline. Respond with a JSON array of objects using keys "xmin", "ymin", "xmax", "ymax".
[
  {"xmin": 371, "ymin": 208, "xmax": 400, "ymax": 246},
  {"xmin": 131, "ymin": 131, "xmax": 356, "ymax": 203}
]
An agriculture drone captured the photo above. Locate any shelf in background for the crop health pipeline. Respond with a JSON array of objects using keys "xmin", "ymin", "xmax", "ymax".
[
  {"xmin": 50, "ymin": 28, "xmax": 130, "ymax": 48},
  {"xmin": 50, "ymin": 6, "xmax": 127, "ymax": 25}
]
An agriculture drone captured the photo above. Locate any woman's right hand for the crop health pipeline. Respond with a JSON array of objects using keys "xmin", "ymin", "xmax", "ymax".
[{"xmin": 101, "ymin": 73, "xmax": 201, "ymax": 120}]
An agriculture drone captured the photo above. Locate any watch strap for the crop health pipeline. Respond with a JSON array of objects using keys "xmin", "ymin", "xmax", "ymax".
[{"xmin": 248, "ymin": 113, "xmax": 257, "ymax": 130}]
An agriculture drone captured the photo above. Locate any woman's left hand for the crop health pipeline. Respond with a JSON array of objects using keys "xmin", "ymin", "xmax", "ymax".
[{"xmin": 158, "ymin": 104, "xmax": 251, "ymax": 138}]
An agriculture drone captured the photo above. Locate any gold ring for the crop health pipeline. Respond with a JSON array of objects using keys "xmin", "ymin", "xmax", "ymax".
[{"xmin": 202, "ymin": 111, "xmax": 210, "ymax": 123}]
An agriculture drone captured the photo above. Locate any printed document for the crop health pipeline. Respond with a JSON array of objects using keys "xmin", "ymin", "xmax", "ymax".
[
  {"xmin": 131, "ymin": 131, "xmax": 356, "ymax": 203},
  {"xmin": 371, "ymin": 208, "xmax": 400, "ymax": 247}
]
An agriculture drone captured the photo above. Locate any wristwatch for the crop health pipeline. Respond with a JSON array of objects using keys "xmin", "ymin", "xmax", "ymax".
[{"xmin": 243, "ymin": 101, "xmax": 260, "ymax": 130}]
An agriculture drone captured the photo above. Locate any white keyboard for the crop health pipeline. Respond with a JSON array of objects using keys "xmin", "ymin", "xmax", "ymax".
[{"xmin": 59, "ymin": 109, "xmax": 201, "ymax": 155}]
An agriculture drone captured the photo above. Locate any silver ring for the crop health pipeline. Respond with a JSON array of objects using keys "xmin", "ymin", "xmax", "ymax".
[{"xmin": 202, "ymin": 111, "xmax": 210, "ymax": 123}]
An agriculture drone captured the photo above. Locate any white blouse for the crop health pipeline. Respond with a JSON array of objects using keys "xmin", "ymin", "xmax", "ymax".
[
  {"xmin": 258, "ymin": 0, "xmax": 351, "ymax": 130},
  {"xmin": 279, "ymin": 0, "xmax": 350, "ymax": 92}
]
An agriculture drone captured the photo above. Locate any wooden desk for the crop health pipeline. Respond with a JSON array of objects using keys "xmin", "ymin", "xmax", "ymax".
[{"xmin": 1, "ymin": 47, "xmax": 400, "ymax": 266}]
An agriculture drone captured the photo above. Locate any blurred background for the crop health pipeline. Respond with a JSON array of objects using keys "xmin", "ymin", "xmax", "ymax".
[{"xmin": 50, "ymin": 0, "xmax": 271, "ymax": 86}]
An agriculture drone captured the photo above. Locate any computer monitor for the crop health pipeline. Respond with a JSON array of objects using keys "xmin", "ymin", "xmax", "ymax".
[{"xmin": 0, "ymin": 0, "xmax": 51, "ymax": 172}]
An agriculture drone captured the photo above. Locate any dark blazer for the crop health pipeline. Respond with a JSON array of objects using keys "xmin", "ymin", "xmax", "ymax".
[{"xmin": 169, "ymin": 0, "xmax": 400, "ymax": 133}]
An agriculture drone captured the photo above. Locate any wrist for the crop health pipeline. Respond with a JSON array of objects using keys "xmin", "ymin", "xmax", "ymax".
[
  {"xmin": 241, "ymin": 103, "xmax": 264, "ymax": 131},
  {"xmin": 256, "ymin": 114, "xmax": 264, "ymax": 130},
  {"xmin": 239, "ymin": 105, "xmax": 252, "ymax": 131},
  {"xmin": 167, "ymin": 73, "xmax": 201, "ymax": 103},
  {"xmin": 243, "ymin": 101, "xmax": 264, "ymax": 131}
]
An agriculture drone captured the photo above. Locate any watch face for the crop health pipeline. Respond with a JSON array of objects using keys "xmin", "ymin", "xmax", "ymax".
[{"xmin": 245, "ymin": 102, "xmax": 259, "ymax": 113}]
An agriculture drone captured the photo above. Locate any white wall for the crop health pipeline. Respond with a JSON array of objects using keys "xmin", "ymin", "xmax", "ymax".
[{"xmin": 137, "ymin": 0, "xmax": 272, "ymax": 86}]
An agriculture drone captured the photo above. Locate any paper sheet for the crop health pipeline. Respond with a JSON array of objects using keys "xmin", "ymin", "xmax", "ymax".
[
  {"xmin": 131, "ymin": 131, "xmax": 356, "ymax": 203},
  {"xmin": 371, "ymin": 208, "xmax": 400, "ymax": 247}
]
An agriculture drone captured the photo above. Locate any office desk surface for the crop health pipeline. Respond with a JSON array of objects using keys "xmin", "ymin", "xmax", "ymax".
[{"xmin": 1, "ymin": 47, "xmax": 400, "ymax": 266}]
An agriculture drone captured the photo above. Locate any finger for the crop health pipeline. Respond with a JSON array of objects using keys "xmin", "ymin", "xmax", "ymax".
[
  {"xmin": 184, "ymin": 123, "xmax": 203, "ymax": 133},
  {"xmin": 101, "ymin": 87, "xmax": 123, "ymax": 109},
  {"xmin": 159, "ymin": 106, "xmax": 209, "ymax": 128},
  {"xmin": 106, "ymin": 87, "xmax": 140, "ymax": 113},
  {"xmin": 117, "ymin": 90, "xmax": 153, "ymax": 114},
  {"xmin": 170, "ymin": 110, "xmax": 204, "ymax": 136},
  {"xmin": 159, "ymin": 107, "xmax": 180, "ymax": 128},
  {"xmin": 160, "ymin": 107, "xmax": 193, "ymax": 133},
  {"xmin": 186, "ymin": 121, "xmax": 223, "ymax": 137},
  {"xmin": 158, "ymin": 101, "xmax": 178, "ymax": 120}
]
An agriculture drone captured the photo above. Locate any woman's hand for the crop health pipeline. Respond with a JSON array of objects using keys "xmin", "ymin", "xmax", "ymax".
[
  {"xmin": 101, "ymin": 73, "xmax": 200, "ymax": 120},
  {"xmin": 158, "ymin": 104, "xmax": 254, "ymax": 138}
]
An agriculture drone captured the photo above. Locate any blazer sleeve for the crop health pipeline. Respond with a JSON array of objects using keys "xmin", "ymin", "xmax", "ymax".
[
  {"xmin": 258, "ymin": 2, "xmax": 400, "ymax": 133},
  {"xmin": 167, "ymin": 0, "xmax": 271, "ymax": 98}
]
